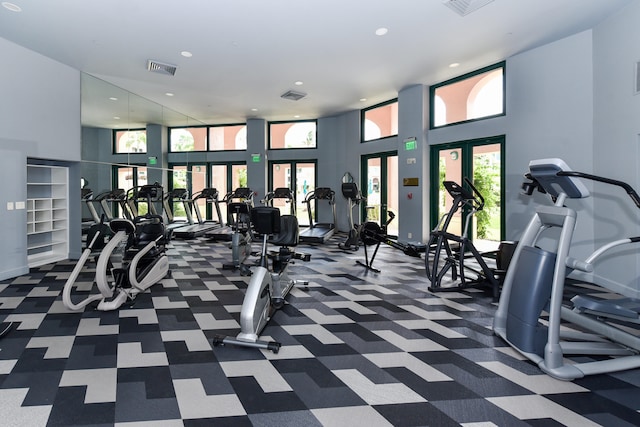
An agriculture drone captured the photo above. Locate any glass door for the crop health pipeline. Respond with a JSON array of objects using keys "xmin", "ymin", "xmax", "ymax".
[
  {"xmin": 114, "ymin": 165, "xmax": 147, "ymax": 217},
  {"xmin": 361, "ymin": 151, "xmax": 398, "ymax": 237},
  {"xmin": 211, "ymin": 162, "xmax": 247, "ymax": 223},
  {"xmin": 269, "ymin": 160, "xmax": 316, "ymax": 226},
  {"xmin": 430, "ymin": 136, "xmax": 504, "ymax": 251}
]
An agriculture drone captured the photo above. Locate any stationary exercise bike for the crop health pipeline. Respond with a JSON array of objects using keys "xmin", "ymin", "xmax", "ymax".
[
  {"xmin": 63, "ymin": 186, "xmax": 170, "ymax": 311},
  {"xmin": 357, "ymin": 211, "xmax": 422, "ymax": 273},
  {"xmin": 213, "ymin": 206, "xmax": 310, "ymax": 353},
  {"xmin": 338, "ymin": 182, "xmax": 365, "ymax": 251}
]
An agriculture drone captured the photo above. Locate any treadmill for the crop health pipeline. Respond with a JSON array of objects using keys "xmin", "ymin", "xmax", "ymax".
[
  {"xmin": 263, "ymin": 187, "xmax": 296, "ymax": 215},
  {"xmin": 299, "ymin": 187, "xmax": 336, "ymax": 244},
  {"xmin": 206, "ymin": 187, "xmax": 254, "ymax": 242},
  {"xmin": 172, "ymin": 188, "xmax": 224, "ymax": 239},
  {"xmin": 162, "ymin": 188, "xmax": 193, "ymax": 231}
]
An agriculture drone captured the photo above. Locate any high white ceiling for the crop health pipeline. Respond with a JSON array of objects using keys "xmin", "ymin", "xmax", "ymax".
[{"xmin": 0, "ymin": 0, "xmax": 632, "ymax": 128}]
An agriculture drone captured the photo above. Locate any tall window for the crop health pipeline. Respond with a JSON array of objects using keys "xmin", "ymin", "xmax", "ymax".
[
  {"xmin": 114, "ymin": 129, "xmax": 146, "ymax": 153},
  {"xmin": 269, "ymin": 120, "xmax": 317, "ymax": 149},
  {"xmin": 430, "ymin": 62, "xmax": 505, "ymax": 128},
  {"xmin": 362, "ymin": 100, "xmax": 398, "ymax": 142}
]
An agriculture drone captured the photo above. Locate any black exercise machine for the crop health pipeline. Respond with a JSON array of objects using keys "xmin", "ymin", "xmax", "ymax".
[
  {"xmin": 339, "ymin": 182, "xmax": 365, "ymax": 251},
  {"xmin": 425, "ymin": 177, "xmax": 511, "ymax": 299},
  {"xmin": 173, "ymin": 188, "xmax": 224, "ymax": 239},
  {"xmin": 357, "ymin": 211, "xmax": 423, "ymax": 273},
  {"xmin": 299, "ymin": 187, "xmax": 336, "ymax": 244}
]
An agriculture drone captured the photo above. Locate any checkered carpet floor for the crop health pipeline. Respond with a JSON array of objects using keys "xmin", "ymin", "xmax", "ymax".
[{"xmin": 1, "ymin": 233, "xmax": 640, "ymax": 426}]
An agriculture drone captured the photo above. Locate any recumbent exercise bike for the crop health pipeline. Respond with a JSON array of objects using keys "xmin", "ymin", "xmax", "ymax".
[{"xmin": 213, "ymin": 206, "xmax": 310, "ymax": 353}]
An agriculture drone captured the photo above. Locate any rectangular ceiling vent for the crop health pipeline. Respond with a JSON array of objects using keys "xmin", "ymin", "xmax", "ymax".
[
  {"xmin": 147, "ymin": 59, "xmax": 177, "ymax": 76},
  {"xmin": 281, "ymin": 90, "xmax": 307, "ymax": 101},
  {"xmin": 442, "ymin": 0, "xmax": 494, "ymax": 16}
]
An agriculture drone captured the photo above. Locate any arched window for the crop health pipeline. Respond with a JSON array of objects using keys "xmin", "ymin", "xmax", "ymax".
[
  {"xmin": 467, "ymin": 70, "xmax": 503, "ymax": 119},
  {"xmin": 434, "ymin": 95, "xmax": 447, "ymax": 127}
]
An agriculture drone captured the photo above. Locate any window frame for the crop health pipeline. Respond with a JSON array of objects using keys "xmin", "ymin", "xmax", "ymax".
[
  {"xmin": 168, "ymin": 123, "xmax": 248, "ymax": 153},
  {"xmin": 207, "ymin": 123, "xmax": 247, "ymax": 152},
  {"xmin": 361, "ymin": 98, "xmax": 399, "ymax": 143},
  {"xmin": 429, "ymin": 61, "xmax": 506, "ymax": 130},
  {"xmin": 168, "ymin": 125, "xmax": 208, "ymax": 153},
  {"xmin": 268, "ymin": 119, "xmax": 318, "ymax": 150},
  {"xmin": 112, "ymin": 128, "xmax": 147, "ymax": 154}
]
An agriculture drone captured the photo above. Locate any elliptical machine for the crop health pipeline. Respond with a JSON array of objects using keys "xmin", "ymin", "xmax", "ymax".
[
  {"xmin": 425, "ymin": 178, "xmax": 507, "ymax": 299},
  {"xmin": 213, "ymin": 206, "xmax": 310, "ymax": 353},
  {"xmin": 339, "ymin": 182, "xmax": 364, "ymax": 251},
  {"xmin": 493, "ymin": 159, "xmax": 640, "ymax": 380},
  {"xmin": 63, "ymin": 185, "xmax": 170, "ymax": 311}
]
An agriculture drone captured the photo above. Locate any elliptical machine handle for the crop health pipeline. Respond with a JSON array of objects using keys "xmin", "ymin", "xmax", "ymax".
[{"xmin": 463, "ymin": 177, "xmax": 485, "ymax": 211}]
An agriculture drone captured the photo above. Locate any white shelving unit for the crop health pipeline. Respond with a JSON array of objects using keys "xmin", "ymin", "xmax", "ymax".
[{"xmin": 26, "ymin": 164, "xmax": 69, "ymax": 267}]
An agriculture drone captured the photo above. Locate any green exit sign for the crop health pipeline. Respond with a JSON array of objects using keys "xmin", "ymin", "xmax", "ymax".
[
  {"xmin": 148, "ymin": 156, "xmax": 158, "ymax": 165},
  {"xmin": 251, "ymin": 153, "xmax": 261, "ymax": 163},
  {"xmin": 404, "ymin": 138, "xmax": 417, "ymax": 151}
]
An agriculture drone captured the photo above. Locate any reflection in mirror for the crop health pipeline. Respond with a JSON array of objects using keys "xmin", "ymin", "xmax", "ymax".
[{"xmin": 80, "ymin": 73, "xmax": 205, "ymax": 224}]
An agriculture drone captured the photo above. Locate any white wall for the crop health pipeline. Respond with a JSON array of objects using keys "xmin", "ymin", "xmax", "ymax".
[
  {"xmin": 591, "ymin": 1, "xmax": 640, "ymax": 295},
  {"xmin": 504, "ymin": 30, "xmax": 595, "ymax": 257},
  {"xmin": 0, "ymin": 37, "xmax": 81, "ymax": 280}
]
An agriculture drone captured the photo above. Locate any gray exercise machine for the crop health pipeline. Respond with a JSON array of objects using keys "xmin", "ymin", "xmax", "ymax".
[
  {"xmin": 493, "ymin": 158, "xmax": 640, "ymax": 380},
  {"xmin": 213, "ymin": 206, "xmax": 310, "ymax": 352}
]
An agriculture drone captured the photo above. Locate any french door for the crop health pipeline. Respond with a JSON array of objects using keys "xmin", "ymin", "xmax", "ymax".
[
  {"xmin": 429, "ymin": 136, "xmax": 504, "ymax": 251},
  {"xmin": 168, "ymin": 162, "xmax": 246, "ymax": 222},
  {"xmin": 113, "ymin": 164, "xmax": 147, "ymax": 217},
  {"xmin": 361, "ymin": 151, "xmax": 398, "ymax": 237},
  {"xmin": 269, "ymin": 160, "xmax": 316, "ymax": 226}
]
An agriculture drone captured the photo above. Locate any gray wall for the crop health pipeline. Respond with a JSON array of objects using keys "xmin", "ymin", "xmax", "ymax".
[{"xmin": 0, "ymin": 37, "xmax": 82, "ymax": 280}]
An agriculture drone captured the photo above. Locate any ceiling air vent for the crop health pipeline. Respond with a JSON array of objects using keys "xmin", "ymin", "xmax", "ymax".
[
  {"xmin": 147, "ymin": 59, "xmax": 177, "ymax": 76},
  {"xmin": 442, "ymin": 0, "xmax": 494, "ymax": 16},
  {"xmin": 281, "ymin": 90, "xmax": 307, "ymax": 101}
]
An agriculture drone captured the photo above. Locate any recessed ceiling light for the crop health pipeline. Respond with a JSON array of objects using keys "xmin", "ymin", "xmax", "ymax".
[
  {"xmin": 113, "ymin": 116, "xmax": 120, "ymax": 120},
  {"xmin": 375, "ymin": 27, "xmax": 388, "ymax": 36},
  {"xmin": 2, "ymin": 2, "xmax": 22, "ymax": 12},
  {"xmin": 449, "ymin": 62, "xmax": 460, "ymax": 68},
  {"xmin": 359, "ymin": 98, "xmax": 367, "ymax": 102},
  {"xmin": 181, "ymin": 51, "xmax": 193, "ymax": 58},
  {"xmin": 165, "ymin": 92, "xmax": 174, "ymax": 97},
  {"xmin": 251, "ymin": 108, "xmax": 258, "ymax": 112},
  {"xmin": 109, "ymin": 97, "xmax": 118, "ymax": 101},
  {"xmin": 294, "ymin": 115, "xmax": 300, "ymax": 118},
  {"xmin": 294, "ymin": 81, "xmax": 303, "ymax": 86}
]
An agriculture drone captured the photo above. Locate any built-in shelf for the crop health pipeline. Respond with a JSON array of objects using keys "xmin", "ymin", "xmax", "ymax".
[{"xmin": 26, "ymin": 164, "xmax": 69, "ymax": 267}]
